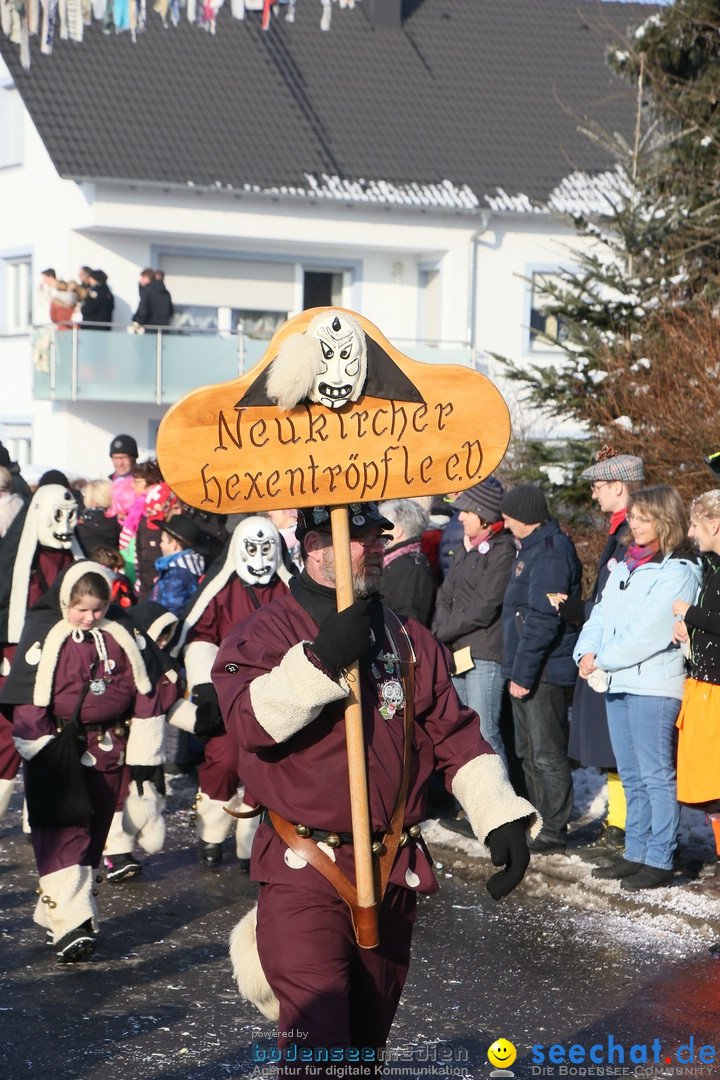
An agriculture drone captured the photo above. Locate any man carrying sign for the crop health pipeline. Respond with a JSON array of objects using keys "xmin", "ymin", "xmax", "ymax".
[{"xmin": 213, "ymin": 501, "xmax": 539, "ymax": 1073}]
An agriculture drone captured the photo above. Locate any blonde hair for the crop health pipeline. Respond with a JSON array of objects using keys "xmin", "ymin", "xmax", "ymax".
[
  {"xmin": 0, "ymin": 465, "xmax": 10, "ymax": 493},
  {"xmin": 690, "ymin": 489, "xmax": 720, "ymax": 524},
  {"xmin": 627, "ymin": 485, "xmax": 688, "ymax": 556},
  {"xmin": 84, "ymin": 479, "xmax": 112, "ymax": 510}
]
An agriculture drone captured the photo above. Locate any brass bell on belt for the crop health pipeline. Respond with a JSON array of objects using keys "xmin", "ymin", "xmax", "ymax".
[
  {"xmin": 325, "ymin": 833, "xmax": 342, "ymax": 848},
  {"xmin": 295, "ymin": 824, "xmax": 312, "ymax": 838},
  {"xmin": 371, "ymin": 840, "xmax": 385, "ymax": 855},
  {"xmin": 408, "ymin": 824, "xmax": 421, "ymax": 839}
]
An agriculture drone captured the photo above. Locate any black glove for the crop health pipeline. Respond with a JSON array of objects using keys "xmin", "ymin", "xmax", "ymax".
[
  {"xmin": 192, "ymin": 682, "xmax": 225, "ymax": 738},
  {"xmin": 485, "ymin": 819, "xmax": 530, "ymax": 901},
  {"xmin": 309, "ymin": 598, "xmax": 377, "ymax": 677},
  {"xmin": 130, "ymin": 765, "xmax": 162, "ymax": 798}
]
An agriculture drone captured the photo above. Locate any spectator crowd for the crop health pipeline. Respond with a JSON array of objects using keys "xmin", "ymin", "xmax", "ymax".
[{"xmin": 0, "ymin": 433, "xmax": 719, "ymax": 968}]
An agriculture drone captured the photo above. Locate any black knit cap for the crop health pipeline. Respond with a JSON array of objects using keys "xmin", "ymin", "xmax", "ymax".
[
  {"xmin": 110, "ymin": 434, "xmax": 138, "ymax": 458},
  {"xmin": 500, "ymin": 484, "xmax": 549, "ymax": 525}
]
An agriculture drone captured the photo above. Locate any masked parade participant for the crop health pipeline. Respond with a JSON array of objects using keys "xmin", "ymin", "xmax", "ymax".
[
  {"xmin": 0, "ymin": 562, "xmax": 168, "ymax": 963},
  {"xmin": 0, "ymin": 484, "xmax": 78, "ymax": 819},
  {"xmin": 215, "ymin": 503, "xmax": 538, "ymax": 1074},
  {"xmin": 170, "ymin": 517, "xmax": 293, "ymax": 867}
]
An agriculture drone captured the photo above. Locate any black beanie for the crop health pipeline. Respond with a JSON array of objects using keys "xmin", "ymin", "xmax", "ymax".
[
  {"xmin": 500, "ymin": 484, "xmax": 549, "ymax": 525},
  {"xmin": 110, "ymin": 434, "xmax": 138, "ymax": 458}
]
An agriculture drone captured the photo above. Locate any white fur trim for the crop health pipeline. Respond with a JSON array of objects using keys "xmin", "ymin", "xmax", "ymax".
[
  {"xmin": 0, "ymin": 778, "xmax": 15, "ymax": 819},
  {"xmin": 235, "ymin": 803, "xmax": 260, "ymax": 859},
  {"xmin": 13, "ymin": 733, "xmax": 54, "ymax": 761},
  {"xmin": 147, "ymin": 611, "xmax": 178, "ymax": 643},
  {"xmin": 167, "ymin": 697, "xmax": 198, "ymax": 733},
  {"xmin": 8, "ymin": 486, "xmax": 76, "ymax": 643},
  {"xmin": 195, "ymin": 789, "xmax": 235, "ymax": 843},
  {"xmin": 184, "ymin": 640, "xmax": 219, "ymax": 691},
  {"xmin": 104, "ymin": 809, "xmax": 136, "ymax": 856},
  {"xmin": 451, "ymin": 754, "xmax": 541, "ymax": 844},
  {"xmin": 249, "ymin": 641, "xmax": 348, "ymax": 744},
  {"xmin": 122, "ymin": 780, "xmax": 166, "ymax": 854},
  {"xmin": 34, "ymin": 864, "xmax": 98, "ymax": 942},
  {"xmin": 32, "ymin": 614, "xmax": 151, "ymax": 707},
  {"xmin": 229, "ymin": 905, "xmax": 280, "ymax": 1021},
  {"xmin": 266, "ymin": 329, "xmax": 321, "ymax": 410},
  {"xmin": 125, "ymin": 715, "xmax": 166, "ymax": 766}
]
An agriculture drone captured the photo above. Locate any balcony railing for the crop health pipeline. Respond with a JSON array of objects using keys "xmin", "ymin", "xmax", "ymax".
[{"xmin": 31, "ymin": 324, "xmax": 478, "ymax": 404}]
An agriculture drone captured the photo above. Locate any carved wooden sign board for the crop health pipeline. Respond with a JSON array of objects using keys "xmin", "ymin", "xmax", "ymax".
[{"xmin": 157, "ymin": 308, "xmax": 511, "ymax": 512}]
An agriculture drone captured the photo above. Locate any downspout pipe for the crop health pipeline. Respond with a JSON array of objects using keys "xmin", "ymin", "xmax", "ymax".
[{"xmin": 468, "ymin": 208, "xmax": 492, "ymax": 369}]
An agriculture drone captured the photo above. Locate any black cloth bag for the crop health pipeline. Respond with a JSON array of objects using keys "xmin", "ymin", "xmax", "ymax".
[{"xmin": 23, "ymin": 669, "xmax": 96, "ymax": 829}]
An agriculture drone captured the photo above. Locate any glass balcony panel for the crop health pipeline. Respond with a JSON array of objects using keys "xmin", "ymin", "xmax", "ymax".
[
  {"xmin": 76, "ymin": 330, "xmax": 156, "ymax": 401},
  {"xmin": 161, "ymin": 333, "xmax": 241, "ymax": 400}
]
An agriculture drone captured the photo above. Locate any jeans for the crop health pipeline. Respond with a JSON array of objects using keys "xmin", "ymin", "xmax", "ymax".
[
  {"xmin": 511, "ymin": 682, "xmax": 573, "ymax": 844},
  {"xmin": 605, "ymin": 693, "xmax": 680, "ymax": 870},
  {"xmin": 453, "ymin": 659, "xmax": 506, "ymax": 768}
]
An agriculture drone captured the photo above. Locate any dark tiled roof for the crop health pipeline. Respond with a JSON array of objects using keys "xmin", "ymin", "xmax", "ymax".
[{"xmin": 0, "ymin": 0, "xmax": 656, "ymax": 207}]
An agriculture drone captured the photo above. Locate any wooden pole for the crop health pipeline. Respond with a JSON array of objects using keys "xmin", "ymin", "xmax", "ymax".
[{"xmin": 330, "ymin": 504, "xmax": 379, "ymax": 948}]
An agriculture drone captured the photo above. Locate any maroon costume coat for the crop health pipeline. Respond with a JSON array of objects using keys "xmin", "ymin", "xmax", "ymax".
[{"xmin": 213, "ymin": 592, "xmax": 493, "ymax": 895}]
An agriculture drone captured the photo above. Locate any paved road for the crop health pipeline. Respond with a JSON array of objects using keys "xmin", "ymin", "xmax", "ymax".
[{"xmin": 2, "ymin": 775, "xmax": 719, "ymax": 1080}]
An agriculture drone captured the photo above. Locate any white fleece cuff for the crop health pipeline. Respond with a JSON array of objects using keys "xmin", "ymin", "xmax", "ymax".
[
  {"xmin": 451, "ymin": 754, "xmax": 541, "ymax": 844},
  {"xmin": 125, "ymin": 715, "xmax": 166, "ymax": 766},
  {"xmin": 185, "ymin": 640, "xmax": 219, "ymax": 691},
  {"xmin": 13, "ymin": 733, "xmax": 54, "ymax": 761},
  {"xmin": 249, "ymin": 641, "xmax": 348, "ymax": 744},
  {"xmin": 167, "ymin": 698, "xmax": 198, "ymax": 733},
  {"xmin": 0, "ymin": 777, "xmax": 15, "ymax": 819},
  {"xmin": 35, "ymin": 864, "xmax": 98, "ymax": 940},
  {"xmin": 229, "ymin": 904, "xmax": 280, "ymax": 1022},
  {"xmin": 122, "ymin": 780, "xmax": 166, "ymax": 854},
  {"xmin": 195, "ymin": 790, "xmax": 235, "ymax": 843}
]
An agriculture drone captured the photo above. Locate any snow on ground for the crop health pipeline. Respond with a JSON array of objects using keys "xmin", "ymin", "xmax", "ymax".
[{"xmin": 422, "ymin": 767, "xmax": 720, "ymax": 958}]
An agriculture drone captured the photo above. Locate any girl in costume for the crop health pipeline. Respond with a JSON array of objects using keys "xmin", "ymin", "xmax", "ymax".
[{"xmin": 0, "ymin": 562, "xmax": 167, "ymax": 963}]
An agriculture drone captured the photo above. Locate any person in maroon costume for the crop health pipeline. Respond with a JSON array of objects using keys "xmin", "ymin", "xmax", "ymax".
[
  {"xmin": 170, "ymin": 516, "xmax": 292, "ymax": 866},
  {"xmin": 0, "ymin": 562, "xmax": 167, "ymax": 963},
  {"xmin": 0, "ymin": 484, "xmax": 77, "ymax": 821},
  {"xmin": 215, "ymin": 503, "xmax": 539, "ymax": 1076}
]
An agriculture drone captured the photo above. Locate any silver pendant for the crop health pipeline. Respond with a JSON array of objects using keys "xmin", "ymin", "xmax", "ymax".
[
  {"xmin": 89, "ymin": 679, "xmax": 106, "ymax": 696},
  {"xmin": 379, "ymin": 678, "xmax": 405, "ymax": 719}
]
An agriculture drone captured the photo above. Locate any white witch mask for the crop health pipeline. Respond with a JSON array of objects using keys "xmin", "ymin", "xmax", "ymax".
[
  {"xmin": 35, "ymin": 486, "xmax": 78, "ymax": 549},
  {"xmin": 308, "ymin": 312, "xmax": 367, "ymax": 410},
  {"xmin": 264, "ymin": 310, "xmax": 368, "ymax": 412},
  {"xmin": 232, "ymin": 516, "xmax": 281, "ymax": 585}
]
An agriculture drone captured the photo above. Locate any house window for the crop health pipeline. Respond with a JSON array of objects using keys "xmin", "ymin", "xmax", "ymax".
[
  {"xmin": 171, "ymin": 305, "xmax": 287, "ymax": 335},
  {"xmin": 3, "ymin": 257, "xmax": 32, "ymax": 332},
  {"xmin": 529, "ymin": 271, "xmax": 569, "ymax": 351}
]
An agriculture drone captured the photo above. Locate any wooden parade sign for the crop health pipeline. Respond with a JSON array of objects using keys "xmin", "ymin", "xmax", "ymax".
[
  {"xmin": 156, "ymin": 308, "xmax": 510, "ymax": 513},
  {"xmin": 157, "ymin": 308, "xmax": 510, "ymax": 950}
]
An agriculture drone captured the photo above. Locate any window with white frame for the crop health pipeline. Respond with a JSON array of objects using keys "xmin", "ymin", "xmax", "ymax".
[
  {"xmin": 529, "ymin": 271, "xmax": 569, "ymax": 352},
  {"xmin": 3, "ymin": 257, "xmax": 32, "ymax": 332}
]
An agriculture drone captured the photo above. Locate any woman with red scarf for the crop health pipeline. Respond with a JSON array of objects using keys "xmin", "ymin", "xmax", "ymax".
[
  {"xmin": 432, "ymin": 477, "xmax": 515, "ymax": 767},
  {"xmin": 575, "ymin": 486, "xmax": 701, "ymax": 890}
]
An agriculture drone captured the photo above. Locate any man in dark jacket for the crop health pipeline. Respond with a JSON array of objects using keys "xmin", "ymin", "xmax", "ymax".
[
  {"xmin": 132, "ymin": 268, "xmax": 173, "ymax": 330},
  {"xmin": 80, "ymin": 269, "xmax": 114, "ymax": 329},
  {"xmin": 501, "ymin": 483, "xmax": 582, "ymax": 854}
]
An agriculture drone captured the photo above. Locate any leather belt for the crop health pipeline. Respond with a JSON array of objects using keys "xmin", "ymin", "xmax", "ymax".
[{"xmin": 259, "ymin": 809, "xmax": 421, "ymax": 852}]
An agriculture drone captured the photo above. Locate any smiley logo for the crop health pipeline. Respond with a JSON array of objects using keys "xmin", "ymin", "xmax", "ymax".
[{"xmin": 488, "ymin": 1039, "xmax": 517, "ymax": 1070}]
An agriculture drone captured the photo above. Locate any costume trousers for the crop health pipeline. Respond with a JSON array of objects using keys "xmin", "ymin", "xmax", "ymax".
[
  {"xmin": 198, "ymin": 730, "xmax": 240, "ymax": 801},
  {"xmin": 256, "ymin": 882, "xmax": 416, "ymax": 1079},
  {"xmin": 511, "ymin": 682, "xmax": 573, "ymax": 843},
  {"xmin": 30, "ymin": 765, "xmax": 124, "ymax": 875},
  {"xmin": 606, "ymin": 692, "xmax": 680, "ymax": 871},
  {"xmin": 452, "ymin": 658, "xmax": 506, "ymax": 768}
]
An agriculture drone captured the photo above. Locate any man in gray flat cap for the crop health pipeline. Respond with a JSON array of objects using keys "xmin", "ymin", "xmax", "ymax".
[{"xmin": 556, "ymin": 447, "xmax": 645, "ymax": 863}]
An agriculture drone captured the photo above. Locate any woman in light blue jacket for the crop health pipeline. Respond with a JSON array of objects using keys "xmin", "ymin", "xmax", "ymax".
[{"xmin": 574, "ymin": 486, "xmax": 701, "ymax": 891}]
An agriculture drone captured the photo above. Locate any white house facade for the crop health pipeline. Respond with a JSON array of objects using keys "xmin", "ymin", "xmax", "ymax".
[{"xmin": 0, "ymin": 0, "xmax": 651, "ymax": 479}]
